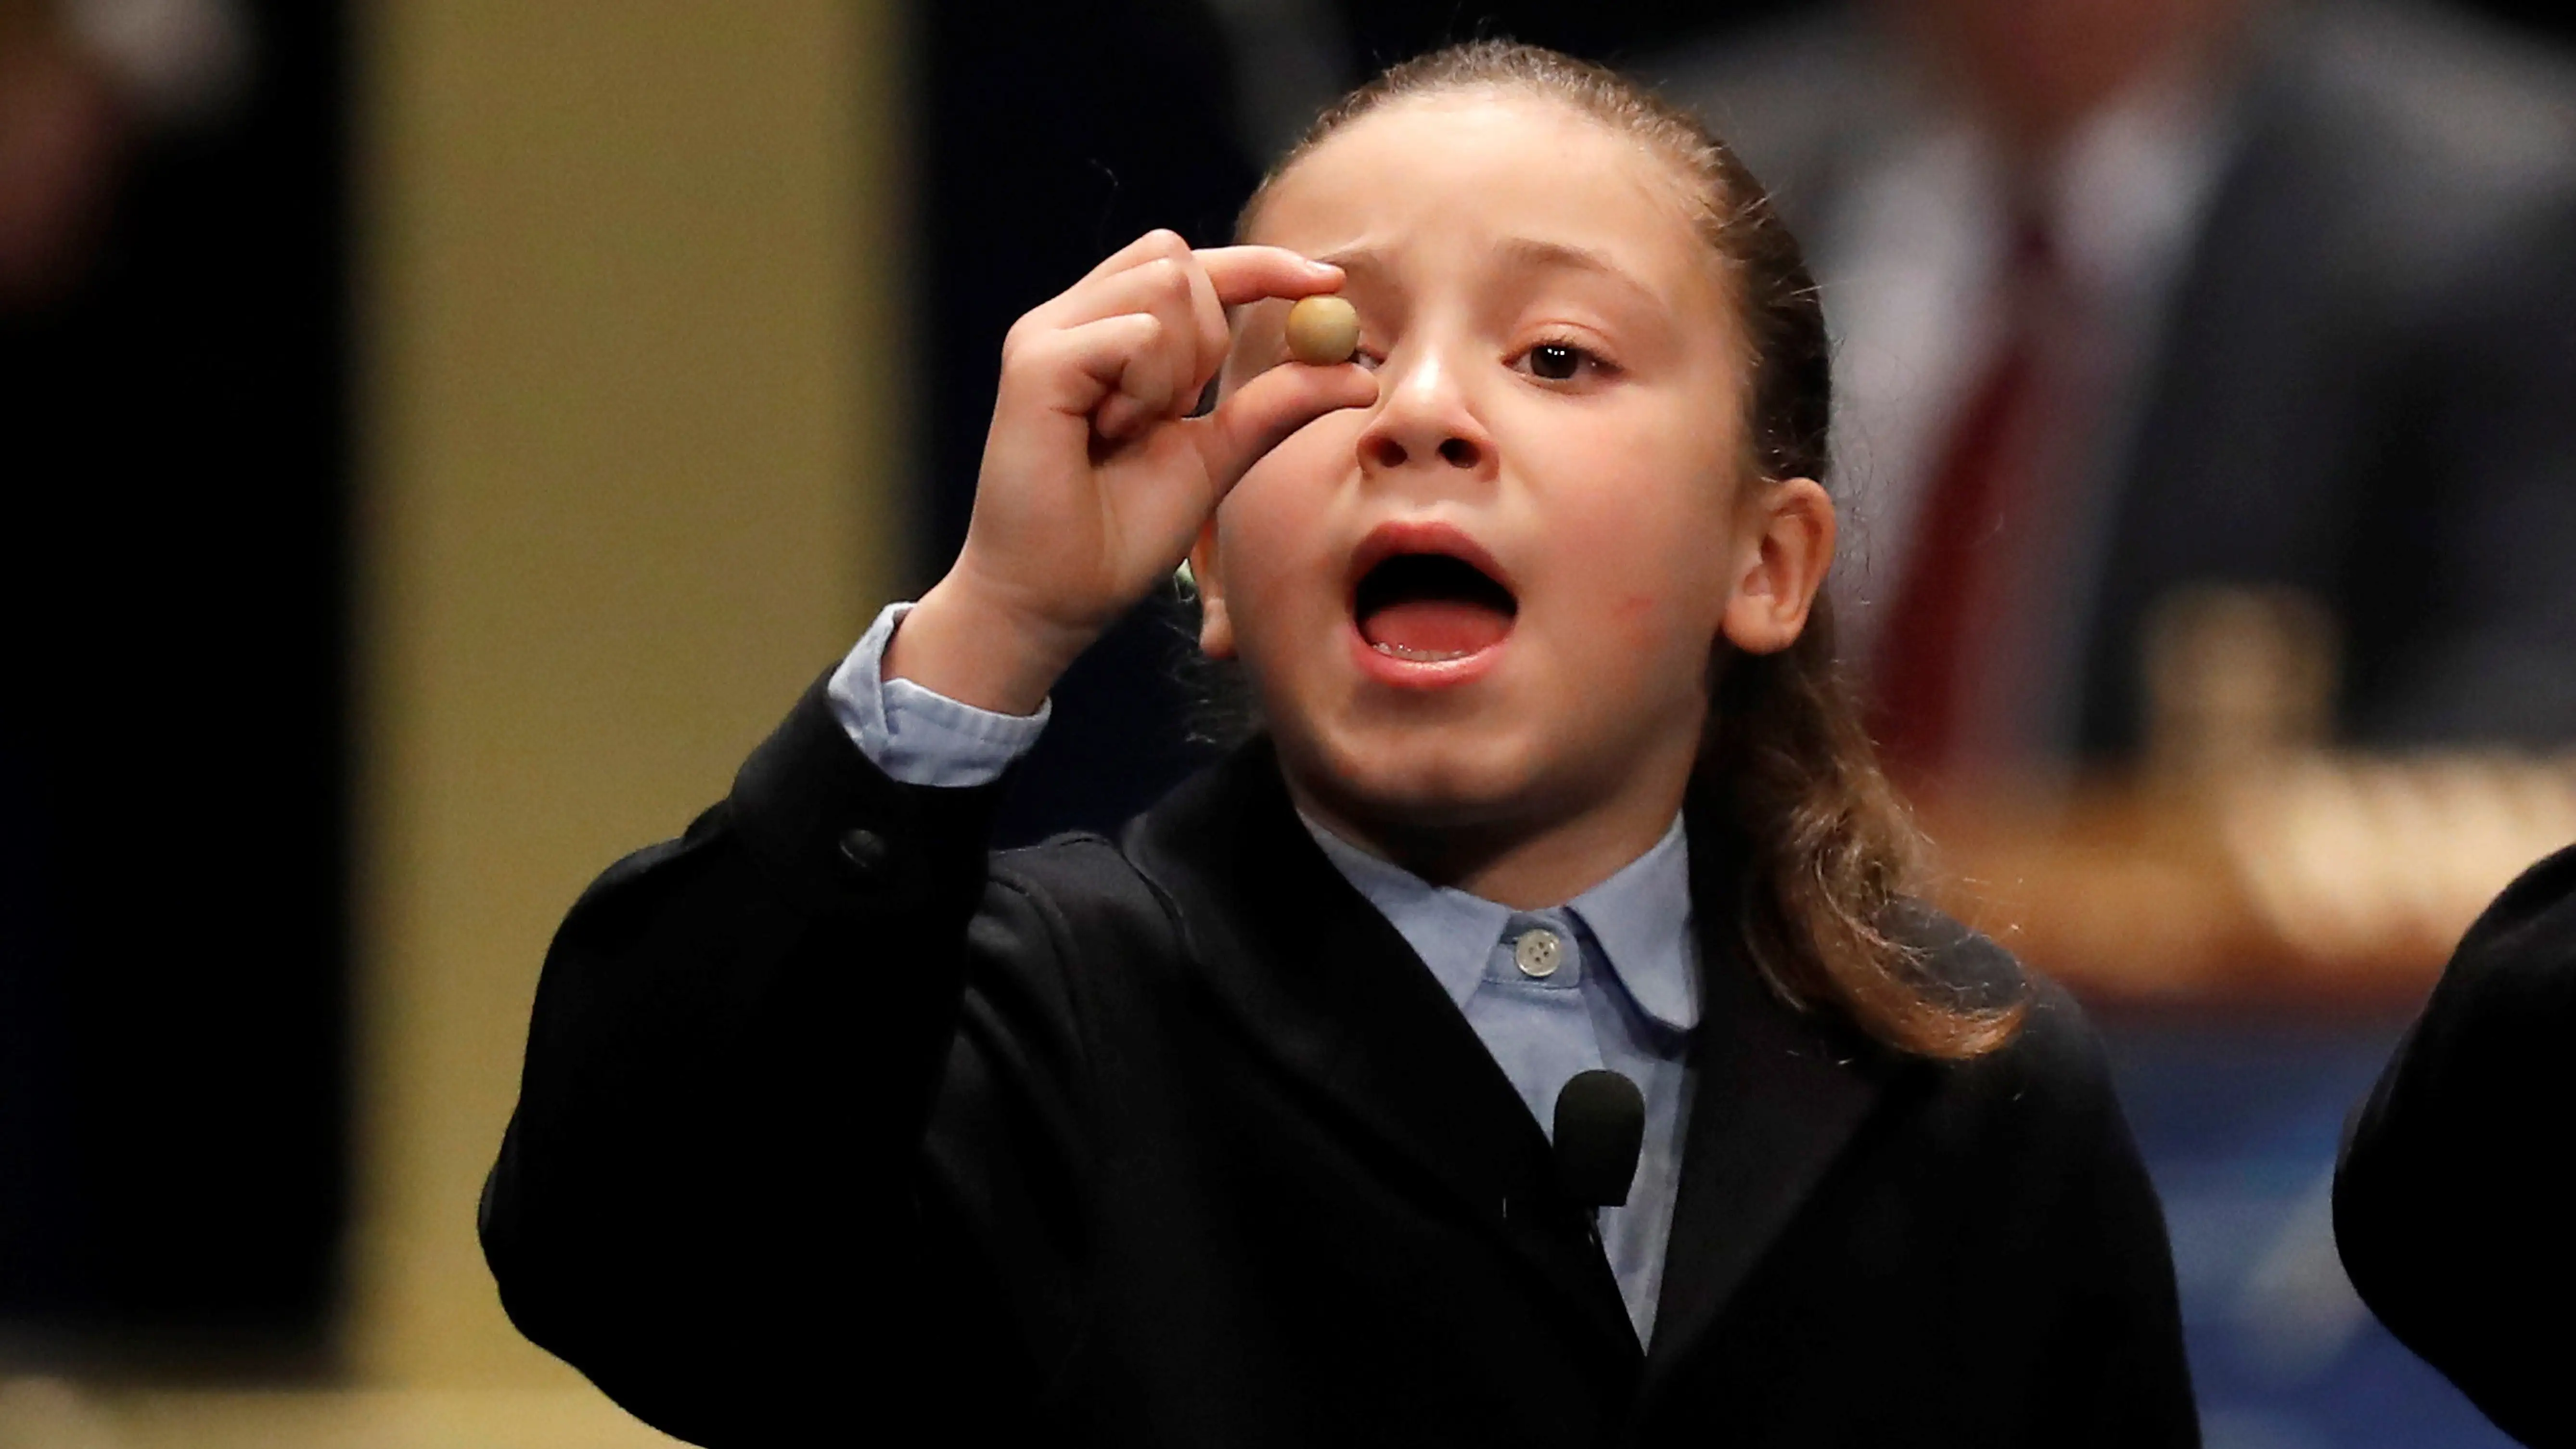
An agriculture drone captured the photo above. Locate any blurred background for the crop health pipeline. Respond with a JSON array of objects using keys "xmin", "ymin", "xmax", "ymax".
[{"xmin": 2, "ymin": 0, "xmax": 2572, "ymax": 1444}]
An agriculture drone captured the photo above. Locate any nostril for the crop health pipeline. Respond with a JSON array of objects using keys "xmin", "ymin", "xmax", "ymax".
[
  {"xmin": 1438, "ymin": 437, "xmax": 1480, "ymax": 469},
  {"xmin": 1369, "ymin": 436, "xmax": 1410, "ymax": 470}
]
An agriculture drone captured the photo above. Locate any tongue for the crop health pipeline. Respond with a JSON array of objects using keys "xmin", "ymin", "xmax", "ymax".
[{"xmin": 1358, "ymin": 599, "xmax": 1511, "ymax": 660}]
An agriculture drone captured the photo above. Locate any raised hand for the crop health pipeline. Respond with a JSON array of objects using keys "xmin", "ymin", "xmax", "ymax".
[{"xmin": 889, "ymin": 230, "xmax": 1376, "ymax": 715}]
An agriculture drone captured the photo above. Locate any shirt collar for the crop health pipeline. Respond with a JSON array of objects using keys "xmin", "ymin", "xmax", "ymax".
[
  {"xmin": 1303, "ymin": 822, "xmax": 1510, "ymax": 1012},
  {"xmin": 1565, "ymin": 816, "xmax": 1700, "ymax": 1035},
  {"xmin": 1300, "ymin": 813, "xmax": 1701, "ymax": 1036}
]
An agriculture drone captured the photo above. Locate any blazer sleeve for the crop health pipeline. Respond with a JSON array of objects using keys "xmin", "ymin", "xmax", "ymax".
[
  {"xmin": 2024, "ymin": 986, "xmax": 2203, "ymax": 1448},
  {"xmin": 2335, "ymin": 842, "xmax": 2576, "ymax": 1448},
  {"xmin": 478, "ymin": 676, "xmax": 1101, "ymax": 1446}
]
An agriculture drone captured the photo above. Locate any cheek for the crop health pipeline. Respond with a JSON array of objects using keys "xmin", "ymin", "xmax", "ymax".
[
  {"xmin": 1214, "ymin": 416, "xmax": 1362, "ymax": 606},
  {"xmin": 1214, "ymin": 481, "xmax": 1334, "ymax": 644},
  {"xmin": 1533, "ymin": 461, "xmax": 1740, "ymax": 654},
  {"xmin": 1605, "ymin": 590, "xmax": 1670, "ymax": 654}
]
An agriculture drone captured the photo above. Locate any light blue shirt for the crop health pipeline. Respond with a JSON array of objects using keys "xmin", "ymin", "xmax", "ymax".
[
  {"xmin": 828, "ymin": 603, "xmax": 1051, "ymax": 786},
  {"xmin": 829, "ymin": 603, "xmax": 1702, "ymax": 1345}
]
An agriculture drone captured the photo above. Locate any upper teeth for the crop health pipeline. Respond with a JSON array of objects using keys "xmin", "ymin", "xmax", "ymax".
[{"xmin": 1373, "ymin": 641, "xmax": 1471, "ymax": 663}]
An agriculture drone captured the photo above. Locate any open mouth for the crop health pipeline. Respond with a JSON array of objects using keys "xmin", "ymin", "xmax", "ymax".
[{"xmin": 1352, "ymin": 551, "xmax": 1518, "ymax": 663}]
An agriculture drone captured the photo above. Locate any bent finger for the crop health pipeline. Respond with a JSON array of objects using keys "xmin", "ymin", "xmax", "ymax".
[
  {"xmin": 1196, "ymin": 245, "xmax": 1346, "ymax": 308},
  {"xmin": 1076, "ymin": 228, "xmax": 1192, "ymax": 287},
  {"xmin": 1056, "ymin": 254, "xmax": 1236, "ymax": 389},
  {"xmin": 1016, "ymin": 310, "xmax": 1168, "ymax": 420},
  {"xmin": 1050, "ymin": 256, "xmax": 1225, "ymax": 406},
  {"xmin": 1091, "ymin": 343, "xmax": 1184, "ymax": 441},
  {"xmin": 1179, "ymin": 255, "xmax": 1231, "ymax": 399},
  {"xmin": 1022, "ymin": 230, "xmax": 1196, "ymax": 334}
]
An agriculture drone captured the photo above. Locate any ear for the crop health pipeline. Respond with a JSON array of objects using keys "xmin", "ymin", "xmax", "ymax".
[
  {"xmin": 1191, "ymin": 522, "xmax": 1237, "ymax": 660},
  {"xmin": 1718, "ymin": 477, "xmax": 1835, "ymax": 655}
]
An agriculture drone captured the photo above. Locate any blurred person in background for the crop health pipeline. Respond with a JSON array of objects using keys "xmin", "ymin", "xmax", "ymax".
[
  {"xmin": 2335, "ymin": 839, "xmax": 2576, "ymax": 1447},
  {"xmin": 1657, "ymin": 0, "xmax": 2576, "ymax": 790},
  {"xmin": 1654, "ymin": 9, "xmax": 2576, "ymax": 1441},
  {"xmin": 0, "ymin": 0, "xmax": 245, "ymax": 306}
]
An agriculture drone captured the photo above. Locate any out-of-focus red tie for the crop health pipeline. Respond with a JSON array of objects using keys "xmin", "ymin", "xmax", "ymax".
[{"xmin": 1871, "ymin": 218, "xmax": 2063, "ymax": 787}]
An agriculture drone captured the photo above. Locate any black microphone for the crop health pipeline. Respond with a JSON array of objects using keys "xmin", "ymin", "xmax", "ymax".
[{"xmin": 1553, "ymin": 1069, "xmax": 1645, "ymax": 1211}]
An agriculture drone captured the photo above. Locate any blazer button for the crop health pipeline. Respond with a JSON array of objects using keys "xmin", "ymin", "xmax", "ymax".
[{"xmin": 837, "ymin": 827, "xmax": 892, "ymax": 879}]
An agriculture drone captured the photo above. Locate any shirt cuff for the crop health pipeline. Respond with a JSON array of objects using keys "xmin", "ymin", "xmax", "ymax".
[{"xmin": 826, "ymin": 602, "xmax": 1051, "ymax": 788}]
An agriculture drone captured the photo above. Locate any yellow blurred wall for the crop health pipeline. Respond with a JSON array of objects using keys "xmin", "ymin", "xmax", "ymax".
[
  {"xmin": 357, "ymin": 0, "xmax": 905, "ymax": 1395},
  {"xmin": 13, "ymin": 4, "xmax": 908, "ymax": 1445}
]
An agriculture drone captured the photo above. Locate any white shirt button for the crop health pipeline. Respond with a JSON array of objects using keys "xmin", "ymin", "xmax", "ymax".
[{"xmin": 1512, "ymin": 927, "xmax": 1564, "ymax": 979}]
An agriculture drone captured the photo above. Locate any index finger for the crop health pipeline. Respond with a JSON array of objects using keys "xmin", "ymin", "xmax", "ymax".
[{"xmin": 1195, "ymin": 245, "xmax": 1345, "ymax": 308}]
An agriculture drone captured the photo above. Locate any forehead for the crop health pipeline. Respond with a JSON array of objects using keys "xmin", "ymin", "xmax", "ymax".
[{"xmin": 1251, "ymin": 92, "xmax": 1722, "ymax": 306}]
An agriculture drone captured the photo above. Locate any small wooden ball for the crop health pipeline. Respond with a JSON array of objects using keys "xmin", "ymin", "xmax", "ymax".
[{"xmin": 1284, "ymin": 295, "xmax": 1361, "ymax": 366}]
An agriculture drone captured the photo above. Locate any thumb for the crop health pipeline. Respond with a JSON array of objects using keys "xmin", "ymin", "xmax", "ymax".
[{"xmin": 1191, "ymin": 363, "xmax": 1378, "ymax": 494}]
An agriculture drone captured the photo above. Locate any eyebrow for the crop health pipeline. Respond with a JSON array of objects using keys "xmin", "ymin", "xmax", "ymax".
[{"xmin": 1314, "ymin": 237, "xmax": 1661, "ymax": 311}]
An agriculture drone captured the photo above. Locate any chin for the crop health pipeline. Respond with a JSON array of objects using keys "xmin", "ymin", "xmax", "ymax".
[{"xmin": 1281, "ymin": 717, "xmax": 1552, "ymax": 834}]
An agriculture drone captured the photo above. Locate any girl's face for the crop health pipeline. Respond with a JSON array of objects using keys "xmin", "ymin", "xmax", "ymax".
[{"xmin": 1198, "ymin": 92, "xmax": 1828, "ymax": 860}]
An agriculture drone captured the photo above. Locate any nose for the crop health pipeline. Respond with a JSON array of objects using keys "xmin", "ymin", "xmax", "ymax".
[{"xmin": 1355, "ymin": 338, "xmax": 1494, "ymax": 479}]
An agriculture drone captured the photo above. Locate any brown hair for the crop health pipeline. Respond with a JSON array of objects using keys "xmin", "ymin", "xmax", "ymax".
[{"xmin": 1237, "ymin": 40, "xmax": 2024, "ymax": 1059}]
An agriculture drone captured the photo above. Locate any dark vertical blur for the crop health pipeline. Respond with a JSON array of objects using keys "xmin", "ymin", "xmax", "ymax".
[
  {"xmin": 921, "ymin": 0, "xmax": 1255, "ymax": 846},
  {"xmin": 0, "ymin": 0, "xmax": 345, "ymax": 1361}
]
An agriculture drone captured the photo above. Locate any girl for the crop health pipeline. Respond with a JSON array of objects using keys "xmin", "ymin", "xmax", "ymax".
[{"xmin": 482, "ymin": 42, "xmax": 2196, "ymax": 1449}]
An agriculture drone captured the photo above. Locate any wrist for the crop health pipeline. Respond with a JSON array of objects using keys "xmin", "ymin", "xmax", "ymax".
[{"xmin": 884, "ymin": 574, "xmax": 1086, "ymax": 717}]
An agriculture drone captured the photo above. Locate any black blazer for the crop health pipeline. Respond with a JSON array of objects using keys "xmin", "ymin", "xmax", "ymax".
[
  {"xmin": 2336, "ymin": 843, "xmax": 2576, "ymax": 1448},
  {"xmin": 481, "ymin": 680, "xmax": 2199, "ymax": 1447}
]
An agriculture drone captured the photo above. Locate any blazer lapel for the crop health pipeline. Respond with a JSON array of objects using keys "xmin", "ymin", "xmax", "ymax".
[
  {"xmin": 1126, "ymin": 743, "xmax": 1640, "ymax": 1359},
  {"xmin": 1636, "ymin": 824, "xmax": 1897, "ymax": 1399}
]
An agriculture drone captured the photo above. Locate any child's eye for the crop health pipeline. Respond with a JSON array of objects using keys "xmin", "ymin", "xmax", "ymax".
[{"xmin": 1516, "ymin": 340, "xmax": 1612, "ymax": 383}]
